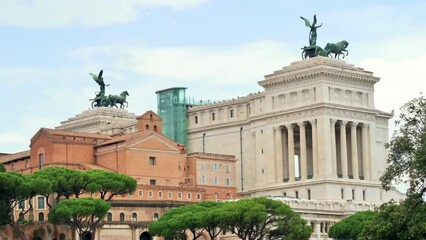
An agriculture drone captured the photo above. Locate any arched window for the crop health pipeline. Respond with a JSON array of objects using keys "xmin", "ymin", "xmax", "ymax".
[
  {"xmin": 146, "ymin": 124, "xmax": 149, "ymax": 130},
  {"xmin": 150, "ymin": 114, "xmax": 153, "ymax": 121},
  {"xmin": 132, "ymin": 212, "xmax": 137, "ymax": 221},
  {"xmin": 120, "ymin": 212, "xmax": 125, "ymax": 222},
  {"xmin": 153, "ymin": 213, "xmax": 159, "ymax": 221},
  {"xmin": 39, "ymin": 153, "xmax": 44, "ymax": 168},
  {"xmin": 107, "ymin": 212, "xmax": 112, "ymax": 221},
  {"xmin": 154, "ymin": 125, "xmax": 158, "ymax": 132},
  {"xmin": 38, "ymin": 213, "xmax": 45, "ymax": 221}
]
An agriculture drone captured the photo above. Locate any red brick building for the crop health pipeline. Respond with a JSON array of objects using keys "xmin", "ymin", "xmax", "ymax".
[{"xmin": 0, "ymin": 110, "xmax": 238, "ymax": 240}]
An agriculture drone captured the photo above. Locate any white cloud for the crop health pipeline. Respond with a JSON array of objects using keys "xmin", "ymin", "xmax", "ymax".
[
  {"xmin": 357, "ymin": 54, "xmax": 426, "ymax": 113},
  {"xmin": 0, "ymin": 0, "xmax": 208, "ymax": 28},
  {"xmin": 0, "ymin": 132, "xmax": 30, "ymax": 153},
  {"xmin": 70, "ymin": 40, "xmax": 295, "ymax": 86}
]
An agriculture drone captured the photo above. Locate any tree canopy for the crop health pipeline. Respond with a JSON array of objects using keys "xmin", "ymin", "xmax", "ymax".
[
  {"xmin": 149, "ymin": 197, "xmax": 312, "ymax": 240},
  {"xmin": 48, "ymin": 197, "xmax": 111, "ymax": 240},
  {"xmin": 86, "ymin": 169, "xmax": 137, "ymax": 201},
  {"xmin": 361, "ymin": 198, "xmax": 426, "ymax": 240},
  {"xmin": 328, "ymin": 211, "xmax": 375, "ymax": 240},
  {"xmin": 380, "ymin": 95, "xmax": 426, "ymax": 197},
  {"xmin": 360, "ymin": 94, "xmax": 426, "ymax": 239}
]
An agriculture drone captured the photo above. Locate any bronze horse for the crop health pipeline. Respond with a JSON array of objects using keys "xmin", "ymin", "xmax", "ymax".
[
  {"xmin": 108, "ymin": 91, "xmax": 129, "ymax": 108},
  {"xmin": 324, "ymin": 40, "xmax": 349, "ymax": 59}
]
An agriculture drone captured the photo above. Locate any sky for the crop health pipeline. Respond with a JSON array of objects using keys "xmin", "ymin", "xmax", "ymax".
[{"xmin": 1, "ymin": 0, "xmax": 426, "ymax": 154}]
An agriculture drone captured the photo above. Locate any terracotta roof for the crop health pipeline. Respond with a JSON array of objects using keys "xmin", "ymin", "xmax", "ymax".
[
  {"xmin": 96, "ymin": 130, "xmax": 151, "ymax": 146},
  {"xmin": 96, "ymin": 129, "xmax": 179, "ymax": 148},
  {"xmin": 39, "ymin": 128, "xmax": 113, "ymax": 140},
  {"xmin": 0, "ymin": 150, "xmax": 30, "ymax": 163}
]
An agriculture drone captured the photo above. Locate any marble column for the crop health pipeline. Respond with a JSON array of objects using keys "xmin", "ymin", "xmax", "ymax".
[
  {"xmin": 330, "ymin": 119, "xmax": 337, "ymax": 177},
  {"xmin": 362, "ymin": 123, "xmax": 370, "ymax": 180},
  {"xmin": 274, "ymin": 126, "xmax": 284, "ymax": 183},
  {"xmin": 287, "ymin": 124, "xmax": 295, "ymax": 181},
  {"xmin": 299, "ymin": 122, "xmax": 307, "ymax": 180},
  {"xmin": 340, "ymin": 121, "xmax": 348, "ymax": 178},
  {"xmin": 351, "ymin": 122, "xmax": 359, "ymax": 179},
  {"xmin": 310, "ymin": 119, "xmax": 318, "ymax": 178}
]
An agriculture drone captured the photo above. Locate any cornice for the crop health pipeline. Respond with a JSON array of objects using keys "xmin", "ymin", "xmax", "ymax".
[{"xmin": 187, "ymin": 103, "xmax": 391, "ymax": 134}]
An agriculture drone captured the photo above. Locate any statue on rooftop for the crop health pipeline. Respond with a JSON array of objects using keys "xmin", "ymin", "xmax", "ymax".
[
  {"xmin": 300, "ymin": 15, "xmax": 322, "ymax": 47},
  {"xmin": 89, "ymin": 70, "xmax": 129, "ymax": 109},
  {"xmin": 300, "ymin": 15, "xmax": 349, "ymax": 59}
]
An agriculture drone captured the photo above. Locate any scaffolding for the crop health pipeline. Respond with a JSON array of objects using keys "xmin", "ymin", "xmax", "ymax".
[{"xmin": 156, "ymin": 87, "xmax": 188, "ymax": 146}]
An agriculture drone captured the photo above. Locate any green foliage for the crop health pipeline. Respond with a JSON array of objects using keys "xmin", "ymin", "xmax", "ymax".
[
  {"xmin": 86, "ymin": 169, "xmax": 137, "ymax": 201},
  {"xmin": 48, "ymin": 197, "xmax": 111, "ymax": 239},
  {"xmin": 0, "ymin": 163, "xmax": 6, "ymax": 172},
  {"xmin": 367, "ymin": 95, "xmax": 426, "ymax": 239},
  {"xmin": 33, "ymin": 227, "xmax": 45, "ymax": 240},
  {"xmin": 361, "ymin": 198, "xmax": 426, "ymax": 240},
  {"xmin": 0, "ymin": 198, "xmax": 10, "ymax": 226},
  {"xmin": 149, "ymin": 198, "xmax": 312, "ymax": 240},
  {"xmin": 59, "ymin": 233, "xmax": 66, "ymax": 240},
  {"xmin": 32, "ymin": 167, "xmax": 89, "ymax": 204},
  {"xmin": 328, "ymin": 211, "xmax": 375, "ymax": 240},
  {"xmin": 381, "ymin": 94, "xmax": 426, "ymax": 197}
]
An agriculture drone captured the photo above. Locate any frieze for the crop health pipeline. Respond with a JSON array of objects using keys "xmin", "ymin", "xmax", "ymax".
[
  {"xmin": 263, "ymin": 74, "xmax": 376, "ymax": 92},
  {"xmin": 262, "ymin": 105, "xmax": 380, "ymax": 125}
]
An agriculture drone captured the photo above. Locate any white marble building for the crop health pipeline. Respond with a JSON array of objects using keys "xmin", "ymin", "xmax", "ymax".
[{"xmin": 186, "ymin": 57, "xmax": 404, "ymax": 239}]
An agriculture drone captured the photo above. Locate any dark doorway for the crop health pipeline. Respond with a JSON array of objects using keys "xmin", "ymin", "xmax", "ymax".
[
  {"xmin": 83, "ymin": 232, "xmax": 92, "ymax": 240},
  {"xmin": 140, "ymin": 232, "xmax": 152, "ymax": 240}
]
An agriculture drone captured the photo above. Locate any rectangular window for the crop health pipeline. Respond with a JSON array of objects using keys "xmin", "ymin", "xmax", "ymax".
[
  {"xmin": 196, "ymin": 193, "xmax": 201, "ymax": 200},
  {"xmin": 39, "ymin": 154, "xmax": 44, "ymax": 169},
  {"xmin": 168, "ymin": 191, "xmax": 173, "ymax": 199},
  {"xmin": 138, "ymin": 190, "xmax": 143, "ymax": 197},
  {"xmin": 213, "ymin": 177, "xmax": 219, "ymax": 185},
  {"xmin": 18, "ymin": 200, "xmax": 25, "ymax": 209},
  {"xmin": 307, "ymin": 189, "xmax": 311, "ymax": 200},
  {"xmin": 213, "ymin": 163, "xmax": 218, "ymax": 171},
  {"xmin": 341, "ymin": 189, "xmax": 344, "ymax": 200},
  {"xmin": 200, "ymin": 175, "xmax": 206, "ymax": 184},
  {"xmin": 150, "ymin": 179, "xmax": 156, "ymax": 185},
  {"xmin": 158, "ymin": 191, "xmax": 163, "ymax": 198},
  {"xmin": 211, "ymin": 112, "xmax": 215, "ymax": 121},
  {"xmin": 177, "ymin": 192, "xmax": 182, "ymax": 199},
  {"xmin": 149, "ymin": 156, "xmax": 156, "ymax": 166},
  {"xmin": 363, "ymin": 190, "xmax": 366, "ymax": 201},
  {"xmin": 37, "ymin": 197, "xmax": 45, "ymax": 209},
  {"xmin": 187, "ymin": 193, "xmax": 192, "ymax": 199},
  {"xmin": 148, "ymin": 191, "xmax": 153, "ymax": 198},
  {"xmin": 225, "ymin": 164, "xmax": 230, "ymax": 173},
  {"xmin": 295, "ymin": 191, "xmax": 299, "ymax": 199},
  {"xmin": 226, "ymin": 178, "xmax": 231, "ymax": 186},
  {"xmin": 195, "ymin": 116, "xmax": 198, "ymax": 124},
  {"xmin": 352, "ymin": 189, "xmax": 355, "ymax": 200},
  {"xmin": 230, "ymin": 109, "xmax": 234, "ymax": 118}
]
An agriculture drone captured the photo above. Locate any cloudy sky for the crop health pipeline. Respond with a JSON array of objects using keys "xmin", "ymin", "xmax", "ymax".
[{"xmin": 1, "ymin": 0, "xmax": 426, "ymax": 153}]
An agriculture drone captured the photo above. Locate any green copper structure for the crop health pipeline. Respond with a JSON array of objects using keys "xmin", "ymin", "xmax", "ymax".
[
  {"xmin": 156, "ymin": 87, "xmax": 188, "ymax": 146},
  {"xmin": 89, "ymin": 70, "xmax": 129, "ymax": 108},
  {"xmin": 300, "ymin": 15, "xmax": 349, "ymax": 59}
]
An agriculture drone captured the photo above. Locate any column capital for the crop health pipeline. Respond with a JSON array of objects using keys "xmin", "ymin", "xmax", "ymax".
[
  {"xmin": 297, "ymin": 121, "xmax": 306, "ymax": 127},
  {"xmin": 286, "ymin": 123, "xmax": 293, "ymax": 130},
  {"xmin": 330, "ymin": 119, "xmax": 337, "ymax": 125},
  {"xmin": 362, "ymin": 123, "xmax": 370, "ymax": 129},
  {"xmin": 340, "ymin": 120, "xmax": 348, "ymax": 126},
  {"xmin": 350, "ymin": 122, "xmax": 359, "ymax": 127},
  {"xmin": 273, "ymin": 126, "xmax": 282, "ymax": 132},
  {"xmin": 309, "ymin": 119, "xmax": 317, "ymax": 125}
]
